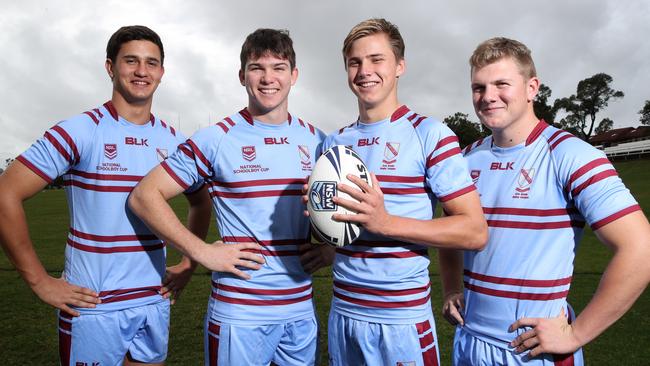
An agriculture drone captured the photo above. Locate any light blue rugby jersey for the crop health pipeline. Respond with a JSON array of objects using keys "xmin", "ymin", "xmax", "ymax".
[
  {"xmin": 461, "ymin": 120, "xmax": 640, "ymax": 347},
  {"xmin": 19, "ymin": 101, "xmax": 195, "ymax": 313},
  {"xmin": 162, "ymin": 108, "xmax": 325, "ymax": 325},
  {"xmin": 323, "ymin": 105, "xmax": 476, "ymax": 324}
]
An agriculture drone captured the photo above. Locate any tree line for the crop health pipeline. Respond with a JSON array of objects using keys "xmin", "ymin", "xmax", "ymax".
[{"xmin": 445, "ymin": 73, "xmax": 650, "ymax": 148}]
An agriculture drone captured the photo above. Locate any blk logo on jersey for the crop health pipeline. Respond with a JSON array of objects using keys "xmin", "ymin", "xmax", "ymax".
[
  {"xmin": 490, "ymin": 162, "xmax": 514, "ymax": 170},
  {"xmin": 471, "ymin": 169, "xmax": 481, "ymax": 184},
  {"xmin": 242, "ymin": 146, "xmax": 256, "ymax": 161},
  {"xmin": 104, "ymin": 144, "xmax": 117, "ymax": 160},
  {"xmin": 264, "ymin": 137, "xmax": 289, "ymax": 145},
  {"xmin": 358, "ymin": 137, "xmax": 380, "ymax": 147},
  {"xmin": 310, "ymin": 181, "xmax": 337, "ymax": 211},
  {"xmin": 381, "ymin": 142, "xmax": 400, "ymax": 170},
  {"xmin": 298, "ymin": 145, "xmax": 312, "ymax": 171},
  {"xmin": 513, "ymin": 168, "xmax": 535, "ymax": 199},
  {"xmin": 125, "ymin": 137, "xmax": 148, "ymax": 146},
  {"xmin": 156, "ymin": 148, "xmax": 168, "ymax": 162}
]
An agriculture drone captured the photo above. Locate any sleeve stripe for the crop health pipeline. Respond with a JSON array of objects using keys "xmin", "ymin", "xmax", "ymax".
[
  {"xmin": 44, "ymin": 131, "xmax": 73, "ymax": 164},
  {"xmin": 186, "ymin": 139, "xmax": 213, "ymax": 172},
  {"xmin": 83, "ymin": 111, "xmax": 100, "ymax": 125},
  {"xmin": 566, "ymin": 158, "xmax": 610, "ymax": 191},
  {"xmin": 550, "ymin": 134, "xmax": 575, "ymax": 151},
  {"xmin": 179, "ymin": 144, "xmax": 194, "ymax": 159},
  {"xmin": 426, "ymin": 147, "xmax": 461, "ymax": 168},
  {"xmin": 224, "ymin": 117, "xmax": 236, "ymax": 127},
  {"xmin": 434, "ymin": 135, "xmax": 459, "ymax": 151},
  {"xmin": 217, "ymin": 122, "xmax": 229, "ymax": 133},
  {"xmin": 160, "ymin": 161, "xmax": 190, "ymax": 190},
  {"xmin": 413, "ymin": 116, "xmax": 427, "ymax": 128},
  {"xmin": 439, "ymin": 184, "xmax": 476, "ymax": 202},
  {"xmin": 570, "ymin": 169, "xmax": 618, "ymax": 197},
  {"xmin": 16, "ymin": 155, "xmax": 53, "ymax": 183},
  {"xmin": 51, "ymin": 125, "xmax": 80, "ymax": 164},
  {"xmin": 591, "ymin": 204, "xmax": 641, "ymax": 230}
]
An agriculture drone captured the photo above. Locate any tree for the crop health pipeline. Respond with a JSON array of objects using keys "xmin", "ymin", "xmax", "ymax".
[
  {"xmin": 443, "ymin": 112, "xmax": 490, "ymax": 148},
  {"xmin": 594, "ymin": 117, "xmax": 613, "ymax": 135},
  {"xmin": 533, "ymin": 83, "xmax": 557, "ymax": 125},
  {"xmin": 554, "ymin": 73, "xmax": 624, "ymax": 140},
  {"xmin": 639, "ymin": 100, "xmax": 650, "ymax": 125}
]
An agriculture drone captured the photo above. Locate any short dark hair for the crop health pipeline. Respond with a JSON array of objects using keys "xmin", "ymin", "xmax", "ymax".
[
  {"xmin": 240, "ymin": 28, "xmax": 296, "ymax": 70},
  {"xmin": 106, "ymin": 25, "xmax": 164, "ymax": 65}
]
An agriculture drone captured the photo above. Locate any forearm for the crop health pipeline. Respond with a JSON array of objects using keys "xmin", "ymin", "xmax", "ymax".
[
  {"xmin": 182, "ymin": 187, "xmax": 212, "ymax": 268},
  {"xmin": 438, "ymin": 248, "xmax": 464, "ymax": 296},
  {"xmin": 379, "ymin": 213, "xmax": 486, "ymax": 249}
]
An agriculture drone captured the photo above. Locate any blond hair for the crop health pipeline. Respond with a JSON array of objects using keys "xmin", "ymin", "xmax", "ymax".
[
  {"xmin": 470, "ymin": 37, "xmax": 536, "ymax": 78},
  {"xmin": 342, "ymin": 18, "xmax": 404, "ymax": 66}
]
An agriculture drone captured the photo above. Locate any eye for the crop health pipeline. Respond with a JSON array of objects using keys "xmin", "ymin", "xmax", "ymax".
[{"xmin": 371, "ymin": 57, "xmax": 384, "ymax": 63}]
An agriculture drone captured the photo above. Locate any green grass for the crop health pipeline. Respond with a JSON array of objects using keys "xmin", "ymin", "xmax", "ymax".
[{"xmin": 1, "ymin": 159, "xmax": 649, "ymax": 365}]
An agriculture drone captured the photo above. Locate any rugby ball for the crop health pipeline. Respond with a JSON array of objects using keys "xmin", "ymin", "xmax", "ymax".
[{"xmin": 307, "ymin": 145, "xmax": 372, "ymax": 247}]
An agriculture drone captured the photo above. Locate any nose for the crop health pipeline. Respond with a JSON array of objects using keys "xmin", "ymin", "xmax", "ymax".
[
  {"xmin": 482, "ymin": 85, "xmax": 498, "ymax": 103},
  {"xmin": 134, "ymin": 61, "xmax": 147, "ymax": 77},
  {"xmin": 357, "ymin": 60, "xmax": 372, "ymax": 77}
]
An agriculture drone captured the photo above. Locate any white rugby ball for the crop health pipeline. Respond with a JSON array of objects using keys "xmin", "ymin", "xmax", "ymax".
[{"xmin": 307, "ymin": 145, "xmax": 372, "ymax": 247}]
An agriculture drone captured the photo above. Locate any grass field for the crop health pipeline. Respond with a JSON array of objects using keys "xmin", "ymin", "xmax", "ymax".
[{"xmin": 1, "ymin": 159, "xmax": 649, "ymax": 365}]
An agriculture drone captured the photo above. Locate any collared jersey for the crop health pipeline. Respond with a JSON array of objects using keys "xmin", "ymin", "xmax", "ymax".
[
  {"xmin": 323, "ymin": 105, "xmax": 476, "ymax": 323},
  {"xmin": 162, "ymin": 108, "xmax": 325, "ymax": 325},
  {"xmin": 19, "ymin": 101, "xmax": 194, "ymax": 313},
  {"xmin": 461, "ymin": 120, "xmax": 640, "ymax": 346}
]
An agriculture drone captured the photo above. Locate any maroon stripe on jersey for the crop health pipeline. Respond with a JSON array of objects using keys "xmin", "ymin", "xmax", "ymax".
[
  {"xmin": 334, "ymin": 281, "xmax": 429, "ymax": 296},
  {"xmin": 422, "ymin": 344, "xmax": 439, "ymax": 366},
  {"xmin": 547, "ymin": 130, "xmax": 564, "ymax": 144},
  {"xmin": 375, "ymin": 175, "xmax": 424, "ymax": 183},
  {"xmin": 59, "ymin": 326, "xmax": 72, "ymax": 366},
  {"xmin": 69, "ymin": 228, "xmax": 157, "ymax": 242},
  {"xmin": 212, "ymin": 291, "xmax": 313, "ymax": 305},
  {"xmin": 390, "ymin": 105, "xmax": 410, "ymax": 122},
  {"xmin": 525, "ymin": 120, "xmax": 549, "ymax": 146},
  {"xmin": 52, "ymin": 124, "xmax": 80, "ymax": 164},
  {"xmin": 352, "ymin": 240, "xmax": 413, "ymax": 247},
  {"xmin": 381, "ymin": 187, "xmax": 429, "ymax": 195},
  {"xmin": 84, "ymin": 110, "xmax": 100, "ymax": 124},
  {"xmin": 426, "ymin": 147, "xmax": 461, "ymax": 168},
  {"xmin": 336, "ymin": 248, "xmax": 428, "ymax": 259},
  {"xmin": 239, "ymin": 108, "xmax": 254, "ymax": 125},
  {"xmin": 413, "ymin": 115, "xmax": 427, "ymax": 128},
  {"xmin": 591, "ymin": 204, "xmax": 641, "ymax": 230},
  {"xmin": 149, "ymin": 115, "xmax": 155, "ymax": 126},
  {"xmin": 186, "ymin": 139, "xmax": 213, "ymax": 171},
  {"xmin": 69, "ymin": 169, "xmax": 143, "ymax": 181},
  {"xmin": 570, "ymin": 169, "xmax": 618, "ymax": 197},
  {"xmin": 16, "ymin": 156, "xmax": 53, "ymax": 183},
  {"xmin": 217, "ymin": 122, "xmax": 229, "ymax": 133},
  {"xmin": 67, "ymin": 238, "xmax": 164, "ymax": 253},
  {"xmin": 104, "ymin": 101, "xmax": 119, "ymax": 121},
  {"xmin": 566, "ymin": 158, "xmax": 611, "ymax": 191},
  {"xmin": 483, "ymin": 207, "xmax": 580, "ymax": 216},
  {"xmin": 178, "ymin": 144, "xmax": 194, "ymax": 158},
  {"xmin": 208, "ymin": 332, "xmax": 219, "ymax": 366},
  {"xmin": 419, "ymin": 331, "xmax": 434, "ymax": 350},
  {"xmin": 210, "ymin": 177, "xmax": 306, "ymax": 188},
  {"xmin": 408, "ymin": 113, "xmax": 419, "ymax": 121},
  {"xmin": 161, "ymin": 161, "xmax": 191, "ymax": 190},
  {"xmin": 222, "ymin": 236, "xmax": 307, "ymax": 247},
  {"xmin": 434, "ymin": 136, "xmax": 459, "ymax": 151},
  {"xmin": 487, "ymin": 219, "xmax": 585, "ymax": 229},
  {"xmin": 98, "ymin": 285, "xmax": 161, "ymax": 298},
  {"xmin": 243, "ymin": 248, "xmax": 301, "ymax": 257},
  {"xmin": 161, "ymin": 120, "xmax": 167, "ymax": 128},
  {"xmin": 224, "ymin": 117, "xmax": 236, "ymax": 127},
  {"xmin": 63, "ymin": 180, "xmax": 134, "ymax": 192},
  {"xmin": 170, "ymin": 126, "xmax": 176, "ymax": 136},
  {"xmin": 298, "ymin": 118, "xmax": 306, "ymax": 127},
  {"xmin": 44, "ymin": 131, "xmax": 73, "ymax": 164},
  {"xmin": 464, "ymin": 270, "xmax": 572, "ymax": 287},
  {"xmin": 550, "ymin": 134, "xmax": 575, "ymax": 151},
  {"xmin": 100, "ymin": 289, "xmax": 161, "ymax": 304},
  {"xmin": 213, "ymin": 282, "xmax": 311, "ymax": 295},
  {"xmin": 553, "ymin": 352, "xmax": 575, "ymax": 366},
  {"xmin": 463, "ymin": 138, "xmax": 485, "ymax": 156},
  {"xmin": 210, "ymin": 189, "xmax": 303, "ymax": 198},
  {"xmin": 308, "ymin": 123, "xmax": 315, "ymax": 135},
  {"xmin": 439, "ymin": 184, "xmax": 476, "ymax": 202},
  {"xmin": 464, "ymin": 281, "xmax": 569, "ymax": 300},
  {"xmin": 208, "ymin": 321, "xmax": 221, "ymax": 335},
  {"xmin": 58, "ymin": 317, "xmax": 72, "ymax": 332},
  {"xmin": 93, "ymin": 108, "xmax": 104, "ymax": 118},
  {"xmin": 416, "ymin": 320, "xmax": 431, "ymax": 334},
  {"xmin": 333, "ymin": 290, "xmax": 431, "ymax": 308}
]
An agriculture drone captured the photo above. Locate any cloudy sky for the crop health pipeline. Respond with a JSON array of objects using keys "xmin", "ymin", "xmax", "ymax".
[{"xmin": 1, "ymin": 0, "xmax": 649, "ymax": 163}]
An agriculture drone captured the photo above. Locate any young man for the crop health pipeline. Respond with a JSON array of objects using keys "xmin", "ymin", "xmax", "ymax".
[
  {"xmin": 439, "ymin": 37, "xmax": 650, "ymax": 365},
  {"xmin": 129, "ymin": 29, "xmax": 326, "ymax": 366},
  {"xmin": 319, "ymin": 18, "xmax": 488, "ymax": 366},
  {"xmin": 0, "ymin": 26, "xmax": 252, "ymax": 365}
]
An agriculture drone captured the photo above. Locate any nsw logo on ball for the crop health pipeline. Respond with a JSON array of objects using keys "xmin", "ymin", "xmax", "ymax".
[{"xmin": 309, "ymin": 181, "xmax": 337, "ymax": 211}]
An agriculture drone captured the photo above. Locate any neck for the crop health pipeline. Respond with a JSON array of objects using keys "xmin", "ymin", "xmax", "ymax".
[
  {"xmin": 111, "ymin": 92, "xmax": 152, "ymax": 125},
  {"xmin": 358, "ymin": 97, "xmax": 400, "ymax": 123},
  {"xmin": 248, "ymin": 102, "xmax": 289, "ymax": 125},
  {"xmin": 491, "ymin": 112, "xmax": 539, "ymax": 148}
]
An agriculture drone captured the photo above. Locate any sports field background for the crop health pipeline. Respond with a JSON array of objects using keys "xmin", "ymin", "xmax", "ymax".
[{"xmin": 1, "ymin": 159, "xmax": 648, "ymax": 365}]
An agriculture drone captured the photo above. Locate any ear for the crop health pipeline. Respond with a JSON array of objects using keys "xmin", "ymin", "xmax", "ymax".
[
  {"xmin": 527, "ymin": 76, "xmax": 540, "ymax": 102},
  {"xmin": 291, "ymin": 67, "xmax": 299, "ymax": 86},
  {"xmin": 396, "ymin": 58, "xmax": 406, "ymax": 78},
  {"xmin": 238, "ymin": 69, "xmax": 245, "ymax": 86},
  {"xmin": 105, "ymin": 59, "xmax": 114, "ymax": 80}
]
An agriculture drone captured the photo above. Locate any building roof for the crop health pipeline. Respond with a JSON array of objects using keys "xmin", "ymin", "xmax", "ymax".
[{"xmin": 590, "ymin": 126, "xmax": 650, "ymax": 144}]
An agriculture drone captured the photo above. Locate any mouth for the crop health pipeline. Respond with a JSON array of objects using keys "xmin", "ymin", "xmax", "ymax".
[
  {"xmin": 258, "ymin": 88, "xmax": 280, "ymax": 95},
  {"xmin": 131, "ymin": 80, "xmax": 150, "ymax": 87},
  {"xmin": 355, "ymin": 80, "xmax": 380, "ymax": 89}
]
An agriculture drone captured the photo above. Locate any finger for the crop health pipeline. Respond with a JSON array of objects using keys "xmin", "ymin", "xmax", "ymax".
[
  {"xmin": 236, "ymin": 259, "xmax": 264, "ymax": 270},
  {"xmin": 302, "ymin": 183, "xmax": 309, "ymax": 194},
  {"xmin": 333, "ymin": 195, "xmax": 365, "ymax": 213},
  {"xmin": 71, "ymin": 285, "xmax": 99, "ymax": 298},
  {"xmin": 511, "ymin": 329, "xmax": 536, "ymax": 347},
  {"xmin": 301, "ymin": 256, "xmax": 322, "ymax": 274},
  {"xmin": 346, "ymin": 174, "xmax": 372, "ymax": 192},
  {"xmin": 60, "ymin": 305, "xmax": 80, "ymax": 317},
  {"xmin": 515, "ymin": 336, "xmax": 539, "ymax": 353},
  {"xmin": 445, "ymin": 304, "xmax": 465, "ymax": 326},
  {"xmin": 332, "ymin": 212, "xmax": 366, "ymax": 224},
  {"xmin": 528, "ymin": 345, "xmax": 543, "ymax": 358},
  {"xmin": 160, "ymin": 286, "xmax": 172, "ymax": 298},
  {"xmin": 369, "ymin": 173, "xmax": 381, "ymax": 192},
  {"xmin": 68, "ymin": 298, "xmax": 98, "ymax": 308},
  {"xmin": 509, "ymin": 317, "xmax": 538, "ymax": 332},
  {"xmin": 240, "ymin": 252, "xmax": 266, "ymax": 265},
  {"xmin": 74, "ymin": 293, "xmax": 103, "ymax": 305},
  {"xmin": 231, "ymin": 268, "xmax": 252, "ymax": 280},
  {"xmin": 337, "ymin": 183, "xmax": 367, "ymax": 203}
]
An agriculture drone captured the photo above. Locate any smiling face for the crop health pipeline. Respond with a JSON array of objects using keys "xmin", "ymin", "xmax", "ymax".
[
  {"xmin": 105, "ymin": 40, "xmax": 164, "ymax": 106},
  {"xmin": 345, "ymin": 33, "xmax": 405, "ymax": 121},
  {"xmin": 239, "ymin": 52, "xmax": 298, "ymax": 122},
  {"xmin": 471, "ymin": 57, "xmax": 539, "ymax": 140}
]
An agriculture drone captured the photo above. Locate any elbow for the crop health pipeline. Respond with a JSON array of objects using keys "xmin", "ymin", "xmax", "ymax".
[
  {"xmin": 127, "ymin": 186, "xmax": 147, "ymax": 218},
  {"xmin": 467, "ymin": 220, "xmax": 489, "ymax": 251}
]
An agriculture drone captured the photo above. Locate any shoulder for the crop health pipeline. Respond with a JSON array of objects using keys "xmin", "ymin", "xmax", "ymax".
[{"xmin": 290, "ymin": 114, "xmax": 326, "ymax": 141}]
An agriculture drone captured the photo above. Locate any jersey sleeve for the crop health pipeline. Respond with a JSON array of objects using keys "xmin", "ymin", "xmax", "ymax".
[
  {"xmin": 161, "ymin": 126, "xmax": 221, "ymax": 193},
  {"xmin": 553, "ymin": 136, "xmax": 640, "ymax": 230},
  {"xmin": 421, "ymin": 120, "xmax": 476, "ymax": 202},
  {"xmin": 17, "ymin": 114, "xmax": 95, "ymax": 183}
]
